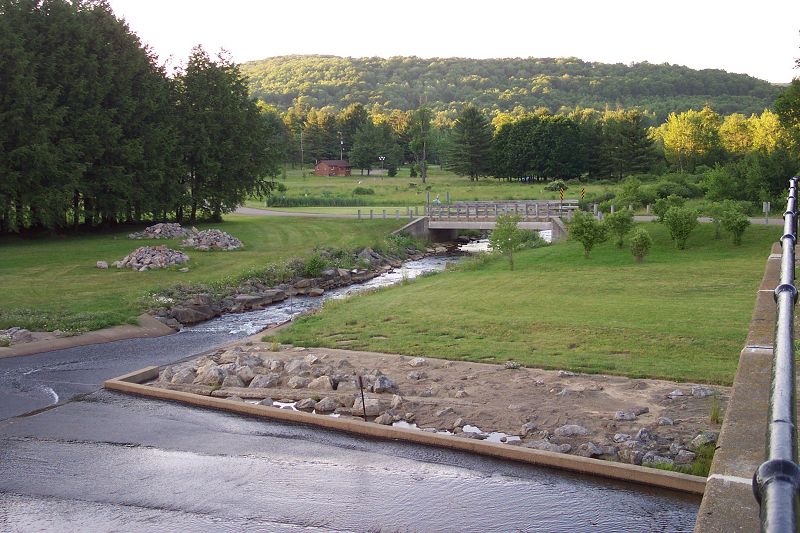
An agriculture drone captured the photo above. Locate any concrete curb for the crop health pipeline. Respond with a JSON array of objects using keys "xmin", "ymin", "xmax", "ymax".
[
  {"xmin": 105, "ymin": 367, "xmax": 706, "ymax": 495},
  {"xmin": 0, "ymin": 314, "xmax": 175, "ymax": 359}
]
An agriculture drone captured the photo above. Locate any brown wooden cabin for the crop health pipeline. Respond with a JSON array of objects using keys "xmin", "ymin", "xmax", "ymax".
[{"xmin": 314, "ymin": 160, "xmax": 352, "ymax": 177}]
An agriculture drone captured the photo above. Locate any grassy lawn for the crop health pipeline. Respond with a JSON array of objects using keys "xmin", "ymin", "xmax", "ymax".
[
  {"xmin": 255, "ymin": 165, "xmax": 615, "ymax": 211},
  {"xmin": 275, "ymin": 223, "xmax": 776, "ymax": 385},
  {"xmin": 0, "ymin": 216, "xmax": 402, "ymax": 332}
]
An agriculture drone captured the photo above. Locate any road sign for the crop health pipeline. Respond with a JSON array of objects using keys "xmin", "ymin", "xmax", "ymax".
[
  {"xmin": 559, "ymin": 188, "xmax": 564, "ymax": 200},
  {"xmin": 580, "ymin": 187, "xmax": 586, "ymax": 200}
]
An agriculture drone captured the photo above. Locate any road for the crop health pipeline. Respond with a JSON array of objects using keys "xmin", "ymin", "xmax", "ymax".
[
  {"xmin": 0, "ymin": 326, "xmax": 699, "ymax": 531},
  {"xmin": 236, "ymin": 205, "xmax": 786, "ymax": 226}
]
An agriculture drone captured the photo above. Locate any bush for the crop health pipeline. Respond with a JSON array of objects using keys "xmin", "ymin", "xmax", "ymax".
[
  {"xmin": 544, "ymin": 179, "xmax": 568, "ymax": 191},
  {"xmin": 518, "ymin": 229, "xmax": 549, "ymax": 249},
  {"xmin": 579, "ymin": 190, "xmax": 615, "ymax": 211},
  {"xmin": 489, "ymin": 214, "xmax": 525, "ymax": 270},
  {"xmin": 569, "ymin": 211, "xmax": 608, "ymax": 258},
  {"xmin": 662, "ymin": 206, "xmax": 699, "ymax": 249},
  {"xmin": 352, "ymin": 187, "xmax": 375, "ymax": 196},
  {"xmin": 720, "ymin": 206, "xmax": 751, "ymax": 245},
  {"xmin": 303, "ymin": 253, "xmax": 329, "ymax": 278},
  {"xmin": 616, "ymin": 177, "xmax": 644, "ymax": 209},
  {"xmin": 598, "ymin": 199, "xmax": 614, "ymax": 214},
  {"xmin": 629, "ymin": 227, "xmax": 653, "ymax": 262},
  {"xmin": 605, "ymin": 209, "xmax": 635, "ymax": 248},
  {"xmin": 653, "ymin": 194, "xmax": 686, "ymax": 223}
]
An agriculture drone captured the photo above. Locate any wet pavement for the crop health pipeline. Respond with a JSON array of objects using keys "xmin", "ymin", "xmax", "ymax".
[{"xmin": 0, "ymin": 389, "xmax": 699, "ymax": 532}]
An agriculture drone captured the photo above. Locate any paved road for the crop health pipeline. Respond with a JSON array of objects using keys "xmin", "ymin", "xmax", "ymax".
[
  {"xmin": 237, "ymin": 205, "xmax": 786, "ymax": 226},
  {"xmin": 0, "ymin": 329, "xmax": 699, "ymax": 531},
  {"xmin": 236, "ymin": 206, "xmax": 357, "ymax": 218},
  {"xmin": 0, "ymin": 388, "xmax": 699, "ymax": 532},
  {"xmin": 0, "ymin": 329, "xmax": 243, "ymax": 422}
]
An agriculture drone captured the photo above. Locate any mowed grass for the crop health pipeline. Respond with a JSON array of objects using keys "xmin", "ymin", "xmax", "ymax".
[
  {"xmin": 0, "ymin": 216, "xmax": 402, "ymax": 332},
  {"xmin": 249, "ymin": 165, "xmax": 613, "ymax": 211},
  {"xmin": 276, "ymin": 223, "xmax": 777, "ymax": 385}
]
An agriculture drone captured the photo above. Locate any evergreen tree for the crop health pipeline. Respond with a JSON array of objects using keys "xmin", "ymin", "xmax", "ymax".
[
  {"xmin": 443, "ymin": 105, "xmax": 493, "ymax": 180},
  {"xmin": 175, "ymin": 46, "xmax": 279, "ymax": 222}
]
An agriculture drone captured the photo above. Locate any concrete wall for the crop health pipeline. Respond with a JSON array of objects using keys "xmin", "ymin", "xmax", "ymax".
[
  {"xmin": 392, "ymin": 217, "xmax": 429, "ymax": 240},
  {"xmin": 693, "ymin": 243, "xmax": 781, "ymax": 532}
]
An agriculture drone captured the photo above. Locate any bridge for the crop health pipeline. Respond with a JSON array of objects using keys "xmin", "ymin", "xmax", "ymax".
[{"xmin": 397, "ymin": 200, "xmax": 577, "ymax": 242}]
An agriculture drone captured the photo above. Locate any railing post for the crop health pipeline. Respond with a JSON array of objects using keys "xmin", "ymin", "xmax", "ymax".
[{"xmin": 754, "ymin": 176, "xmax": 800, "ymax": 533}]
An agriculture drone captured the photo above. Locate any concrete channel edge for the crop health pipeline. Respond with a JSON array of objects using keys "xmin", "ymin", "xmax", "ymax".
[{"xmin": 105, "ymin": 366, "xmax": 706, "ymax": 495}]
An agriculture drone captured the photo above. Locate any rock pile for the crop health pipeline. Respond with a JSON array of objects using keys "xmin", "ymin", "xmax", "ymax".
[
  {"xmin": 114, "ymin": 246, "xmax": 189, "ymax": 271},
  {"xmin": 182, "ymin": 229, "xmax": 242, "ymax": 251},
  {"xmin": 128, "ymin": 223, "xmax": 191, "ymax": 240},
  {"xmin": 154, "ymin": 349, "xmax": 412, "ymax": 424},
  {"xmin": 0, "ymin": 327, "xmax": 33, "ymax": 346}
]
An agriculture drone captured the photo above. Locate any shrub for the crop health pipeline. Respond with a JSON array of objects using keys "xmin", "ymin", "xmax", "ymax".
[
  {"xmin": 544, "ymin": 179, "xmax": 568, "ymax": 191},
  {"xmin": 352, "ymin": 187, "xmax": 375, "ymax": 196},
  {"xmin": 604, "ymin": 209, "xmax": 635, "ymax": 248},
  {"xmin": 662, "ymin": 206, "xmax": 699, "ymax": 249},
  {"xmin": 720, "ymin": 206, "xmax": 751, "ymax": 245},
  {"xmin": 518, "ymin": 229, "xmax": 549, "ymax": 249},
  {"xmin": 579, "ymin": 190, "xmax": 615, "ymax": 211},
  {"xmin": 629, "ymin": 227, "xmax": 653, "ymax": 262},
  {"xmin": 489, "ymin": 214, "xmax": 525, "ymax": 270},
  {"xmin": 616, "ymin": 177, "xmax": 644, "ymax": 209},
  {"xmin": 704, "ymin": 202, "xmax": 725, "ymax": 239},
  {"xmin": 653, "ymin": 194, "xmax": 686, "ymax": 223},
  {"xmin": 569, "ymin": 211, "xmax": 608, "ymax": 258},
  {"xmin": 303, "ymin": 253, "xmax": 329, "ymax": 278}
]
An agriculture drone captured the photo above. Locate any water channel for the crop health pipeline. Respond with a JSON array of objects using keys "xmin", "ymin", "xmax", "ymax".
[{"xmin": 0, "ymin": 232, "xmax": 700, "ymax": 531}]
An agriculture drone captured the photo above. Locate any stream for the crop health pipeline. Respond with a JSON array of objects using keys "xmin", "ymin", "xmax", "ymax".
[
  {"xmin": 0, "ymin": 232, "xmax": 700, "ymax": 531},
  {"xmin": 185, "ymin": 254, "xmax": 462, "ymax": 336}
]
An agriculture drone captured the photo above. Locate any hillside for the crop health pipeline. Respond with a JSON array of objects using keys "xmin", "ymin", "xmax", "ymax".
[{"xmin": 241, "ymin": 55, "xmax": 780, "ymax": 122}]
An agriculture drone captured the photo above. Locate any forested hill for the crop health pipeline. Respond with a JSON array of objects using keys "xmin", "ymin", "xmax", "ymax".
[{"xmin": 241, "ymin": 55, "xmax": 780, "ymax": 122}]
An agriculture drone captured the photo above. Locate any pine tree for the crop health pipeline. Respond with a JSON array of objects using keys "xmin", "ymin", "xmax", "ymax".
[{"xmin": 443, "ymin": 105, "xmax": 492, "ymax": 180}]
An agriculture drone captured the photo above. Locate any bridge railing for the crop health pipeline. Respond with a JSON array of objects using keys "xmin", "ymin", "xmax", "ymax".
[
  {"xmin": 426, "ymin": 201, "xmax": 577, "ymax": 221},
  {"xmin": 753, "ymin": 176, "xmax": 800, "ymax": 532}
]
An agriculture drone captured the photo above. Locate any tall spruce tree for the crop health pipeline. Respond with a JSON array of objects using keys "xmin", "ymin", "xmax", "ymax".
[{"xmin": 443, "ymin": 105, "xmax": 492, "ymax": 180}]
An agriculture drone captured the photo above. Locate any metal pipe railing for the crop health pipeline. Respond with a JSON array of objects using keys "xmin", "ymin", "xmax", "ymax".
[{"xmin": 753, "ymin": 176, "xmax": 800, "ymax": 532}]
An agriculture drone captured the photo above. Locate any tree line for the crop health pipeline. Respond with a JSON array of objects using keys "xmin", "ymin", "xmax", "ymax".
[
  {"xmin": 242, "ymin": 55, "xmax": 780, "ymax": 123},
  {"xmin": 0, "ymin": 0, "xmax": 280, "ymax": 234}
]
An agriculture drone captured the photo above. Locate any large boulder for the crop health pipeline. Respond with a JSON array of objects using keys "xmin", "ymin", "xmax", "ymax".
[
  {"xmin": 171, "ymin": 368, "xmax": 196, "ymax": 385},
  {"xmin": 352, "ymin": 397, "xmax": 382, "ymax": 417},
  {"xmin": 307, "ymin": 376, "xmax": 334, "ymax": 390},
  {"xmin": 249, "ymin": 373, "xmax": 281, "ymax": 388},
  {"xmin": 221, "ymin": 375, "xmax": 245, "ymax": 388},
  {"xmin": 314, "ymin": 397, "xmax": 340, "ymax": 413},
  {"xmin": 372, "ymin": 375, "xmax": 398, "ymax": 393},
  {"xmin": 524, "ymin": 440, "xmax": 572, "ymax": 454},
  {"xmin": 554, "ymin": 424, "xmax": 588, "ymax": 437},
  {"xmin": 287, "ymin": 376, "xmax": 310, "ymax": 389},
  {"xmin": 284, "ymin": 359, "xmax": 310, "ymax": 374},
  {"xmin": 171, "ymin": 305, "xmax": 216, "ymax": 325},
  {"xmin": 194, "ymin": 366, "xmax": 225, "ymax": 387}
]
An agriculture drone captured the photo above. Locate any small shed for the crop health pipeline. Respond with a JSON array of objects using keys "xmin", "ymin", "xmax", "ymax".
[{"xmin": 314, "ymin": 160, "xmax": 352, "ymax": 177}]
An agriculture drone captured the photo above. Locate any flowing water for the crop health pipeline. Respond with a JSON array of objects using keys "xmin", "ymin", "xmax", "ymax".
[{"xmin": 185, "ymin": 254, "xmax": 459, "ymax": 336}]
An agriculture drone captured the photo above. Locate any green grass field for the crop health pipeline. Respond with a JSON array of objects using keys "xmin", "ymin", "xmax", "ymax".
[
  {"xmin": 0, "ymin": 216, "xmax": 402, "ymax": 332},
  {"xmin": 253, "ymin": 165, "xmax": 614, "ymax": 211},
  {"xmin": 275, "ymin": 223, "xmax": 776, "ymax": 385}
]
